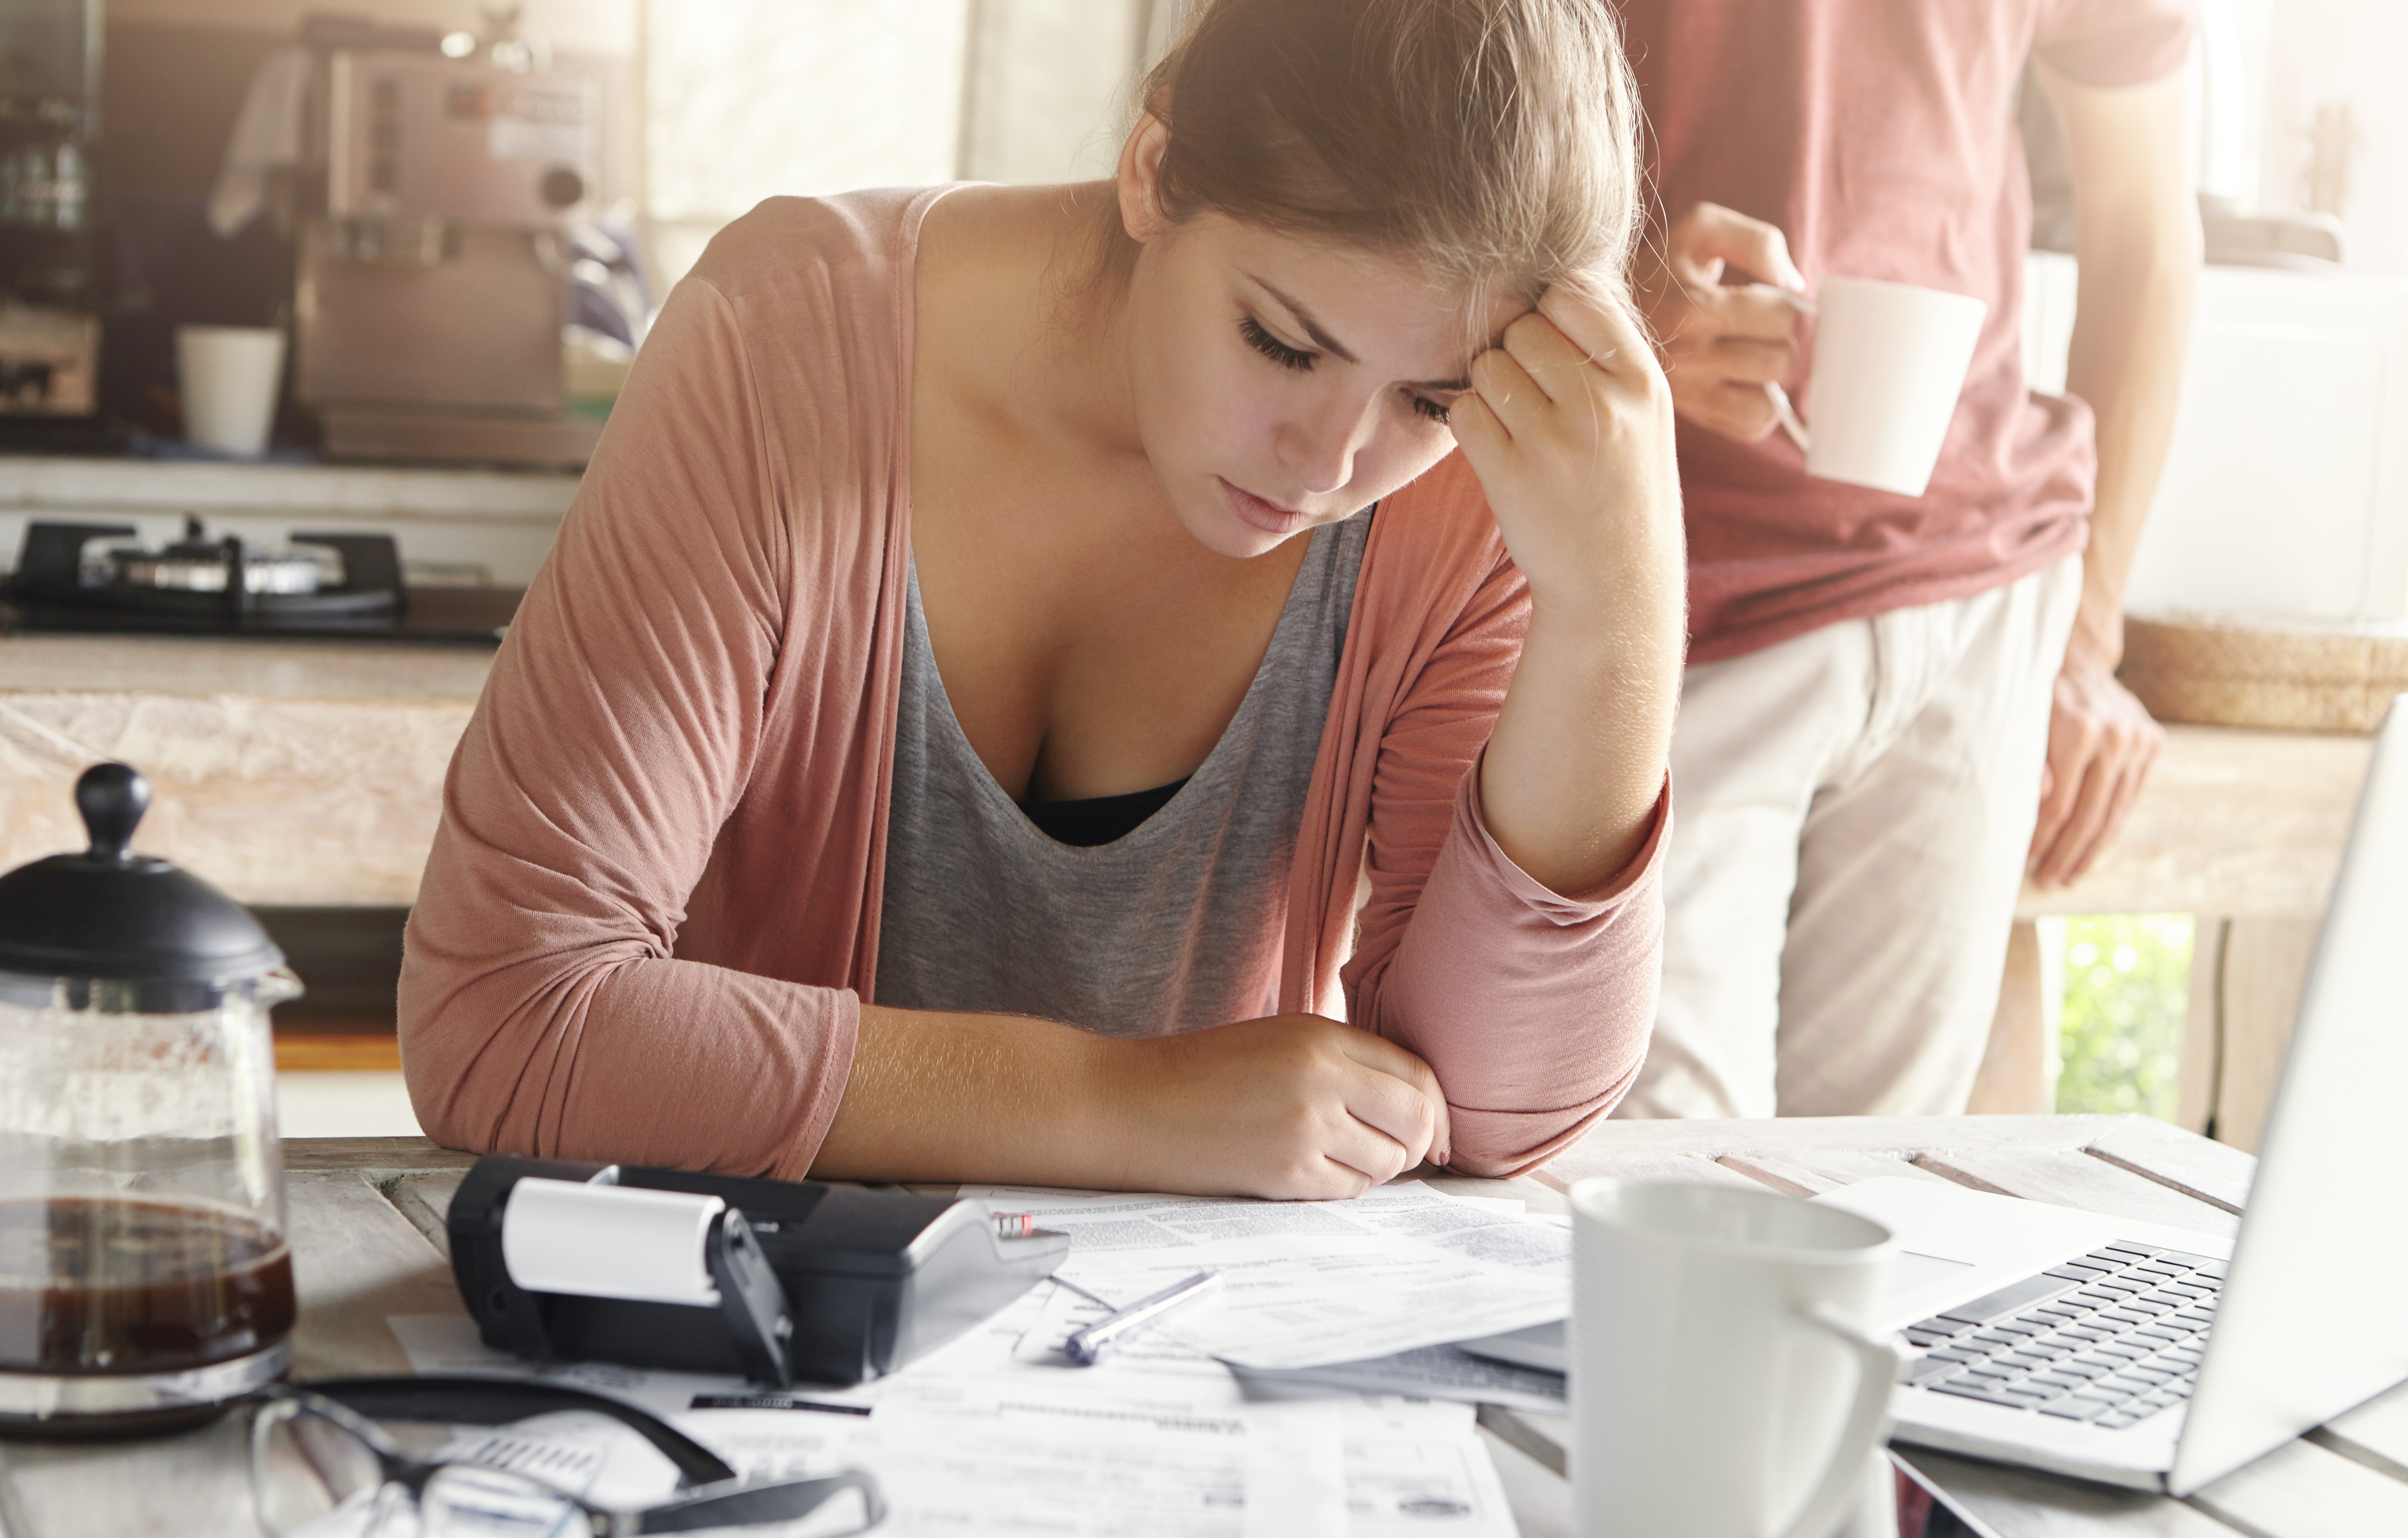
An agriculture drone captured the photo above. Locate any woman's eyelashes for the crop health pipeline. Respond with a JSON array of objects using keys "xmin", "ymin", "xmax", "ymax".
[
  {"xmin": 1239, "ymin": 314, "xmax": 1451, "ymax": 427},
  {"xmin": 1239, "ymin": 315, "xmax": 1314, "ymax": 372}
]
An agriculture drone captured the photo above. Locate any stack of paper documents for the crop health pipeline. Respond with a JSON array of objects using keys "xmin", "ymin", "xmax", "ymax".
[
  {"xmin": 386, "ymin": 1181, "xmax": 1566, "ymax": 1535},
  {"xmin": 963, "ymin": 1180, "xmax": 1572, "ymax": 1369}
]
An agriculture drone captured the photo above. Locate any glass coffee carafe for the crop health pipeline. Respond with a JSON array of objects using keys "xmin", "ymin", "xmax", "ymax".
[{"xmin": 0, "ymin": 763, "xmax": 300, "ymax": 1436}]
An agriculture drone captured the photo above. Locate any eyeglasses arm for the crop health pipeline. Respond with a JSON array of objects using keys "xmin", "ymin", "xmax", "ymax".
[
  {"xmin": 627, "ymin": 1469, "xmax": 886, "ymax": 1534},
  {"xmin": 288, "ymin": 1376, "xmax": 739, "ymax": 1486}
]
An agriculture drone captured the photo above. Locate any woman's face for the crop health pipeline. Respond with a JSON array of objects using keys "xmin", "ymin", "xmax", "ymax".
[{"xmin": 1114, "ymin": 131, "xmax": 1523, "ymax": 559}]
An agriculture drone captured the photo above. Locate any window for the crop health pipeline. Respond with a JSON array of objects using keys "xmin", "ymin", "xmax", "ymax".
[{"xmin": 638, "ymin": 0, "xmax": 1181, "ymax": 288}]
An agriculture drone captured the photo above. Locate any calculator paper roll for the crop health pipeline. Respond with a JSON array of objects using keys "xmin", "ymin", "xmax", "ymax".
[{"xmin": 500, "ymin": 1177, "xmax": 724, "ymax": 1307}]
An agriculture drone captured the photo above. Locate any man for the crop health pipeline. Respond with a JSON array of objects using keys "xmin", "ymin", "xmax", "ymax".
[{"xmin": 1612, "ymin": 0, "xmax": 2201, "ymax": 1119}]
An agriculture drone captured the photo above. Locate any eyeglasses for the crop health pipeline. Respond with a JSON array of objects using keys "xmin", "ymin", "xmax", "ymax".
[{"xmin": 246, "ymin": 1376, "xmax": 884, "ymax": 1537}]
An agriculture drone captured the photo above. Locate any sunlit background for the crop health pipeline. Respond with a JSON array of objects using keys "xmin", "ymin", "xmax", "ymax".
[
  {"xmin": 15, "ymin": 0, "xmax": 2406, "ymax": 1135},
  {"xmin": 97, "ymin": 0, "xmax": 2408, "ymax": 294}
]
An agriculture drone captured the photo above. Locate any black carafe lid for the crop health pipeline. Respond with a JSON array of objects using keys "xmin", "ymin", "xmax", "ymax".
[{"xmin": 0, "ymin": 762, "xmax": 285, "ymax": 989}]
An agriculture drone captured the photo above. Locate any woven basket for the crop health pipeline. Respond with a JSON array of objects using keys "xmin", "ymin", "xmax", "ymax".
[{"xmin": 2120, "ymin": 611, "xmax": 2408, "ymax": 735}]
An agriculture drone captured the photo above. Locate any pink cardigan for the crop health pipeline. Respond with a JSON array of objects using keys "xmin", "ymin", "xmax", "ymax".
[{"xmin": 398, "ymin": 188, "xmax": 1668, "ymax": 1181}]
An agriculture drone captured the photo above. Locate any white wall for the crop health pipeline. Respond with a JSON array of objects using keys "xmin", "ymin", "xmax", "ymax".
[
  {"xmin": 2027, "ymin": 254, "xmax": 2408, "ymax": 624},
  {"xmin": 2256, "ymin": 0, "xmax": 2408, "ymax": 277}
]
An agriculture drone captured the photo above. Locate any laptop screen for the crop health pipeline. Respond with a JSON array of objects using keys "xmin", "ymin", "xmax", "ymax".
[{"xmin": 2172, "ymin": 695, "xmax": 2408, "ymax": 1494}]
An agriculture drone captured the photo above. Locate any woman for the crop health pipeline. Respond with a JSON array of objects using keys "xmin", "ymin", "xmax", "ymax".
[{"xmin": 399, "ymin": 0, "xmax": 1684, "ymax": 1197}]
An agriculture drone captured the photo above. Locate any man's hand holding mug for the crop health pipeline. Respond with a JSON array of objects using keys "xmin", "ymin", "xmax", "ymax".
[{"xmin": 1633, "ymin": 202, "xmax": 1810, "ymax": 442}]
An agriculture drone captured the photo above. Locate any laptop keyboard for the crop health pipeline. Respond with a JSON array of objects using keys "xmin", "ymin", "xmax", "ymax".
[{"xmin": 1896, "ymin": 1241, "xmax": 2225, "ymax": 1431}]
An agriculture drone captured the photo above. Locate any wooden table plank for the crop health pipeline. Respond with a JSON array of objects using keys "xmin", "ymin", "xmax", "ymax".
[
  {"xmin": 1709, "ymin": 1149, "xmax": 1961, "ymax": 1197},
  {"xmin": 2184, "ymin": 1434, "xmax": 2408, "ymax": 1537},
  {"xmin": 283, "ymin": 1136, "xmax": 478, "ymax": 1178},
  {"xmin": 387, "ymin": 1170, "xmax": 471, "ymax": 1259},
  {"xmin": 1557, "ymin": 1115, "xmax": 2116, "ymax": 1175},
  {"xmin": 1526, "ymin": 1148, "xmax": 1769, "ymax": 1197},
  {"xmin": 1554, "ymin": 1117, "xmax": 2250, "ymax": 1233},
  {"xmin": 2010, "ymin": 724, "xmax": 2371, "ymax": 920},
  {"xmin": 1908, "ymin": 1147, "xmax": 2242, "ymax": 1239},
  {"xmin": 1427, "ymin": 1173, "xmax": 1569, "ymax": 1216},
  {"xmin": 1895, "ymin": 1449, "xmax": 2245, "ymax": 1537},
  {"xmin": 284, "ymin": 1171, "xmax": 466, "ymax": 1380},
  {"xmin": 0, "ymin": 1418, "xmax": 255, "ymax": 1538},
  {"xmin": 2319, "ymin": 1379, "xmax": 2408, "ymax": 1480},
  {"xmin": 1479, "ymin": 1419, "xmax": 1573, "ymax": 1538},
  {"xmin": 2079, "ymin": 1120, "xmax": 2256, "ymax": 1215}
]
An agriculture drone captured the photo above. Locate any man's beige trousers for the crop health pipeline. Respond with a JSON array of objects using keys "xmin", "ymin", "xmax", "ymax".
[{"xmin": 1621, "ymin": 553, "xmax": 2083, "ymax": 1120}]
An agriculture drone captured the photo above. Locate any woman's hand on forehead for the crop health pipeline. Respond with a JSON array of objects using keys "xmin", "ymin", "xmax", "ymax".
[{"xmin": 1448, "ymin": 277, "xmax": 1682, "ymax": 615}]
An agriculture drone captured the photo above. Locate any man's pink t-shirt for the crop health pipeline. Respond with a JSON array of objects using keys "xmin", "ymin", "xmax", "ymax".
[{"xmin": 1615, "ymin": 0, "xmax": 2195, "ymax": 662}]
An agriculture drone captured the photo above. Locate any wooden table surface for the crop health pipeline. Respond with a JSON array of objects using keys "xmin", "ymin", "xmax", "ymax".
[{"xmin": 3, "ymin": 1119, "xmax": 2401, "ymax": 1538}]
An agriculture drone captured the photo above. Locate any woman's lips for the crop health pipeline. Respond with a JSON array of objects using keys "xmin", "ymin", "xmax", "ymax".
[{"xmin": 1217, "ymin": 477, "xmax": 1313, "ymax": 537}]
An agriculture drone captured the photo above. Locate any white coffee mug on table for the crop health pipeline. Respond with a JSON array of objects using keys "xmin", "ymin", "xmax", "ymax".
[
  {"xmin": 177, "ymin": 324, "xmax": 287, "ymax": 457},
  {"xmin": 1764, "ymin": 275, "xmax": 1987, "ymax": 498},
  {"xmin": 1570, "ymin": 1179, "xmax": 1900, "ymax": 1538}
]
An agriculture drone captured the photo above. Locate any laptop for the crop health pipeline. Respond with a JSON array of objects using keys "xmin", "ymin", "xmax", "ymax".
[
  {"xmin": 1825, "ymin": 691, "xmax": 2408, "ymax": 1493},
  {"xmin": 1468, "ymin": 694, "xmax": 2408, "ymax": 1495}
]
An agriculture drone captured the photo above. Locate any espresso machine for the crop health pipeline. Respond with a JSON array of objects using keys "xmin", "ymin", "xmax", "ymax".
[
  {"xmin": 0, "ymin": 0, "xmax": 101, "ymax": 423},
  {"xmin": 292, "ymin": 15, "xmax": 606, "ymax": 467}
]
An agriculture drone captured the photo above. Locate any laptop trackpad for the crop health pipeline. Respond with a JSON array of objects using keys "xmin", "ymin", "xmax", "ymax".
[{"xmin": 1893, "ymin": 1249, "xmax": 1977, "ymax": 1295}]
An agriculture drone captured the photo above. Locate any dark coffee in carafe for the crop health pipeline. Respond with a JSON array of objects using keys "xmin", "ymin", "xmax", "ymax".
[{"xmin": 0, "ymin": 1197, "xmax": 296, "ymax": 1375}]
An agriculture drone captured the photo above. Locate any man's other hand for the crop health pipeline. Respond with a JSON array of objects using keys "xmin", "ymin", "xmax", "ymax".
[
  {"xmin": 1634, "ymin": 202, "xmax": 1809, "ymax": 442},
  {"xmin": 2028, "ymin": 658, "xmax": 2164, "ymax": 887}
]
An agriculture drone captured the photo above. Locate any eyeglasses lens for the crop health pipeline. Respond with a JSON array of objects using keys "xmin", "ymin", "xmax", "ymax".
[
  {"xmin": 253, "ymin": 1406, "xmax": 586, "ymax": 1538},
  {"xmin": 420, "ymin": 1465, "xmax": 586, "ymax": 1536},
  {"xmin": 254, "ymin": 1403, "xmax": 392, "ymax": 1536}
]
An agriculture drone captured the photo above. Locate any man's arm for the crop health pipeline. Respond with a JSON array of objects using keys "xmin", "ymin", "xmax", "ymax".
[{"xmin": 2026, "ymin": 59, "xmax": 2201, "ymax": 886}]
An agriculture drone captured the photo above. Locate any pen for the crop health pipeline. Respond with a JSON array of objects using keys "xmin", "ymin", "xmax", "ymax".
[
  {"xmin": 1063, "ymin": 1270, "xmax": 1222, "ymax": 1366},
  {"xmin": 1741, "ymin": 284, "xmax": 1816, "ymax": 455}
]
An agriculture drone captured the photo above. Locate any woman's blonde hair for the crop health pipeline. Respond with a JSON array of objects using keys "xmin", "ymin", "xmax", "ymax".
[{"xmin": 1102, "ymin": 0, "xmax": 1643, "ymax": 319}]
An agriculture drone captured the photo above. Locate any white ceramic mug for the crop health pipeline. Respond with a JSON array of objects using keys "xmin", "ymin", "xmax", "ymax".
[
  {"xmin": 1570, "ymin": 1179, "xmax": 1899, "ymax": 1538},
  {"xmin": 177, "ymin": 324, "xmax": 287, "ymax": 457},
  {"xmin": 1766, "ymin": 275, "xmax": 1987, "ymax": 498}
]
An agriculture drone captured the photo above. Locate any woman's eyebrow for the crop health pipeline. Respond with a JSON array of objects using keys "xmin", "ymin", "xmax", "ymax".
[{"xmin": 1245, "ymin": 271, "xmax": 1471, "ymax": 393}]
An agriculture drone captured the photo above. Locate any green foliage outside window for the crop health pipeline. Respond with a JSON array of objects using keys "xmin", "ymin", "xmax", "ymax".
[{"xmin": 2052, "ymin": 914, "xmax": 2191, "ymax": 1119}]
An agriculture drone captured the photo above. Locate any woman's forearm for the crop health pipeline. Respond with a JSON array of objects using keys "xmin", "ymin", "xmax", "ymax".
[
  {"xmin": 810, "ymin": 1005, "xmax": 1453, "ymax": 1196},
  {"xmin": 808, "ymin": 1003, "xmax": 1123, "ymax": 1185},
  {"xmin": 1357, "ymin": 763, "xmax": 1667, "ymax": 1175},
  {"xmin": 1478, "ymin": 540, "xmax": 1684, "ymax": 896}
]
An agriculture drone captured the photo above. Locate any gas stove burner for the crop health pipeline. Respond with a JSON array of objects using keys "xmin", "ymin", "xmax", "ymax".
[
  {"xmin": 108, "ymin": 519, "xmax": 329, "ymax": 597},
  {"xmin": 2, "ymin": 518, "xmax": 518, "ymax": 644},
  {"xmin": 7, "ymin": 517, "xmax": 398, "ymax": 627}
]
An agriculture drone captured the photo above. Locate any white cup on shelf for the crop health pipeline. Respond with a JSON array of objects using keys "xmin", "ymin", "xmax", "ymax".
[
  {"xmin": 1765, "ymin": 276, "xmax": 1988, "ymax": 498},
  {"xmin": 1570, "ymin": 1178, "xmax": 1899, "ymax": 1538},
  {"xmin": 176, "ymin": 324, "xmax": 287, "ymax": 457}
]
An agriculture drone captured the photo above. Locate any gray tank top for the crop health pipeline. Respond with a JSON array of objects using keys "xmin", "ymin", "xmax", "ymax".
[{"xmin": 875, "ymin": 513, "xmax": 1371, "ymax": 1036}]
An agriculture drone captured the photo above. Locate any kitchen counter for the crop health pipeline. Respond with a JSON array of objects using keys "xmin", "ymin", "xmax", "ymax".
[
  {"xmin": 0, "ymin": 633, "xmax": 489, "ymax": 905},
  {"xmin": 0, "ymin": 632, "xmax": 495, "ymax": 701},
  {"xmin": 0, "ymin": 628, "xmax": 2373, "ymax": 932}
]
